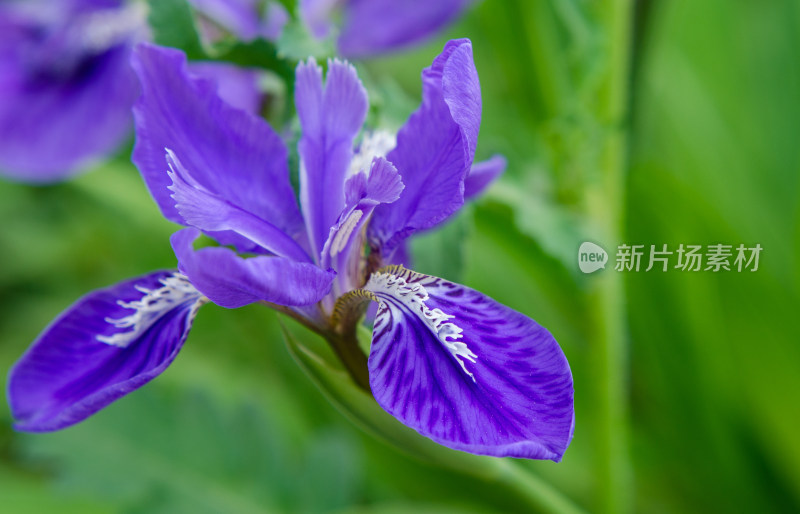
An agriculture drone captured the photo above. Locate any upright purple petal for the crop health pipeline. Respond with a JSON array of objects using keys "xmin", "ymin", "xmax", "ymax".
[
  {"xmin": 188, "ymin": 61, "xmax": 263, "ymax": 114},
  {"xmin": 364, "ymin": 266, "xmax": 574, "ymax": 460},
  {"xmin": 369, "ymin": 39, "xmax": 481, "ymax": 256},
  {"xmin": 0, "ymin": 3, "xmax": 139, "ymax": 182},
  {"xmin": 295, "ymin": 58, "xmax": 368, "ymax": 260},
  {"xmin": 132, "ymin": 43, "xmax": 305, "ymax": 246},
  {"xmin": 338, "ymin": 0, "xmax": 472, "ymax": 58},
  {"xmin": 465, "ymin": 154, "xmax": 506, "ymax": 199},
  {"xmin": 171, "ymin": 228, "xmax": 335, "ymax": 309},
  {"xmin": 7, "ymin": 271, "xmax": 205, "ymax": 432}
]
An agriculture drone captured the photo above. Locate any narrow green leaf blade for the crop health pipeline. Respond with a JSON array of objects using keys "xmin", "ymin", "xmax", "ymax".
[{"xmin": 146, "ymin": 0, "xmax": 205, "ymax": 59}]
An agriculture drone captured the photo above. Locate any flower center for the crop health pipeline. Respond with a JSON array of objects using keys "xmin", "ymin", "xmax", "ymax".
[{"xmin": 346, "ymin": 130, "xmax": 397, "ymax": 179}]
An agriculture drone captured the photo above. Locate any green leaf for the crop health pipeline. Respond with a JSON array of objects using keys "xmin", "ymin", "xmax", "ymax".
[
  {"xmin": 486, "ymin": 179, "xmax": 587, "ymax": 280},
  {"xmin": 0, "ymin": 467, "xmax": 113, "ymax": 514},
  {"xmin": 145, "ymin": 0, "xmax": 205, "ymax": 60}
]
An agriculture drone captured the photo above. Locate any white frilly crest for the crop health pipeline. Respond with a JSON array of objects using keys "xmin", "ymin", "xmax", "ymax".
[
  {"xmin": 365, "ymin": 269, "xmax": 478, "ymax": 380},
  {"xmin": 97, "ymin": 273, "xmax": 205, "ymax": 348}
]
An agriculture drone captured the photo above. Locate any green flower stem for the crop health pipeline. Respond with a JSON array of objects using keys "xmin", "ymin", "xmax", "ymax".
[
  {"xmin": 284, "ymin": 319, "xmax": 588, "ymax": 514},
  {"xmin": 263, "ymin": 301, "xmax": 371, "ymax": 391},
  {"xmin": 586, "ymin": 1, "xmax": 634, "ymax": 512},
  {"xmin": 492, "ymin": 461, "xmax": 589, "ymax": 514}
]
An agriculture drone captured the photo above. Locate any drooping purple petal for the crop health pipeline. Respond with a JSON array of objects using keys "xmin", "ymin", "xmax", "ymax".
[
  {"xmin": 0, "ymin": 3, "xmax": 139, "ymax": 182},
  {"xmin": 295, "ymin": 58, "xmax": 368, "ymax": 260},
  {"xmin": 338, "ymin": 0, "xmax": 472, "ymax": 58},
  {"xmin": 369, "ymin": 39, "xmax": 481, "ymax": 256},
  {"xmin": 7, "ymin": 271, "xmax": 205, "ymax": 432},
  {"xmin": 465, "ymin": 154, "xmax": 506, "ymax": 199},
  {"xmin": 364, "ymin": 266, "xmax": 574, "ymax": 460},
  {"xmin": 171, "ymin": 228, "xmax": 335, "ymax": 309},
  {"xmin": 187, "ymin": 61, "xmax": 262, "ymax": 114},
  {"xmin": 320, "ymin": 157, "xmax": 403, "ymax": 293},
  {"xmin": 132, "ymin": 43, "xmax": 305, "ymax": 246}
]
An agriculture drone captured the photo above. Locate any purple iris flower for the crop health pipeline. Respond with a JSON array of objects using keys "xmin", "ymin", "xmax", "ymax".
[
  {"xmin": 7, "ymin": 40, "xmax": 574, "ymax": 460},
  {"xmin": 0, "ymin": 0, "xmax": 142, "ymax": 182},
  {"xmin": 188, "ymin": 0, "xmax": 289, "ymax": 43},
  {"xmin": 0, "ymin": 0, "xmax": 268, "ymax": 183},
  {"xmin": 300, "ymin": 0, "xmax": 474, "ymax": 57},
  {"xmin": 187, "ymin": 0, "xmax": 472, "ymax": 58}
]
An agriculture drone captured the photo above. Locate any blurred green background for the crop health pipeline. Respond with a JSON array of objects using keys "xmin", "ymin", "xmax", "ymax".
[{"xmin": 1, "ymin": 0, "xmax": 798, "ymax": 512}]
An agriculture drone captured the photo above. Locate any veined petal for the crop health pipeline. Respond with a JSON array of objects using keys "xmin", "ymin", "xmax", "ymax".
[
  {"xmin": 320, "ymin": 157, "xmax": 403, "ymax": 293},
  {"xmin": 465, "ymin": 154, "xmax": 506, "ymax": 199},
  {"xmin": 7, "ymin": 271, "xmax": 205, "ymax": 432},
  {"xmin": 296, "ymin": 57, "xmax": 368, "ymax": 261},
  {"xmin": 338, "ymin": 0, "xmax": 472, "ymax": 58},
  {"xmin": 167, "ymin": 149, "xmax": 310, "ymax": 262},
  {"xmin": 363, "ymin": 266, "xmax": 574, "ymax": 460},
  {"xmin": 171, "ymin": 228, "xmax": 334, "ymax": 309},
  {"xmin": 132, "ymin": 43, "xmax": 304, "ymax": 243},
  {"xmin": 369, "ymin": 39, "xmax": 481, "ymax": 255},
  {"xmin": 408, "ymin": 153, "xmax": 507, "ymax": 239}
]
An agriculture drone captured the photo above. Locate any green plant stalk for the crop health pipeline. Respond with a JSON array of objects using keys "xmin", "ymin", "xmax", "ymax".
[
  {"xmin": 283, "ymin": 319, "xmax": 589, "ymax": 514},
  {"xmin": 495, "ymin": 461, "xmax": 589, "ymax": 514},
  {"xmin": 585, "ymin": 1, "xmax": 634, "ymax": 512}
]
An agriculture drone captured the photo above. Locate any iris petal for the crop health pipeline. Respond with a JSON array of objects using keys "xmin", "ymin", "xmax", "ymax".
[
  {"xmin": 465, "ymin": 154, "xmax": 506, "ymax": 199},
  {"xmin": 338, "ymin": 0, "xmax": 472, "ymax": 58},
  {"xmin": 7, "ymin": 271, "xmax": 204, "ymax": 432},
  {"xmin": 369, "ymin": 39, "xmax": 482, "ymax": 255},
  {"xmin": 132, "ymin": 43, "xmax": 305, "ymax": 245},
  {"xmin": 295, "ymin": 57, "xmax": 368, "ymax": 261},
  {"xmin": 187, "ymin": 61, "xmax": 262, "ymax": 114},
  {"xmin": 364, "ymin": 266, "xmax": 574, "ymax": 460},
  {"xmin": 299, "ymin": 0, "xmax": 338, "ymax": 39},
  {"xmin": 320, "ymin": 157, "xmax": 403, "ymax": 292},
  {"xmin": 0, "ymin": 16, "xmax": 136, "ymax": 181},
  {"xmin": 171, "ymin": 228, "xmax": 335, "ymax": 309},
  {"xmin": 188, "ymin": 0, "xmax": 264, "ymax": 41},
  {"xmin": 166, "ymin": 149, "xmax": 311, "ymax": 263}
]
